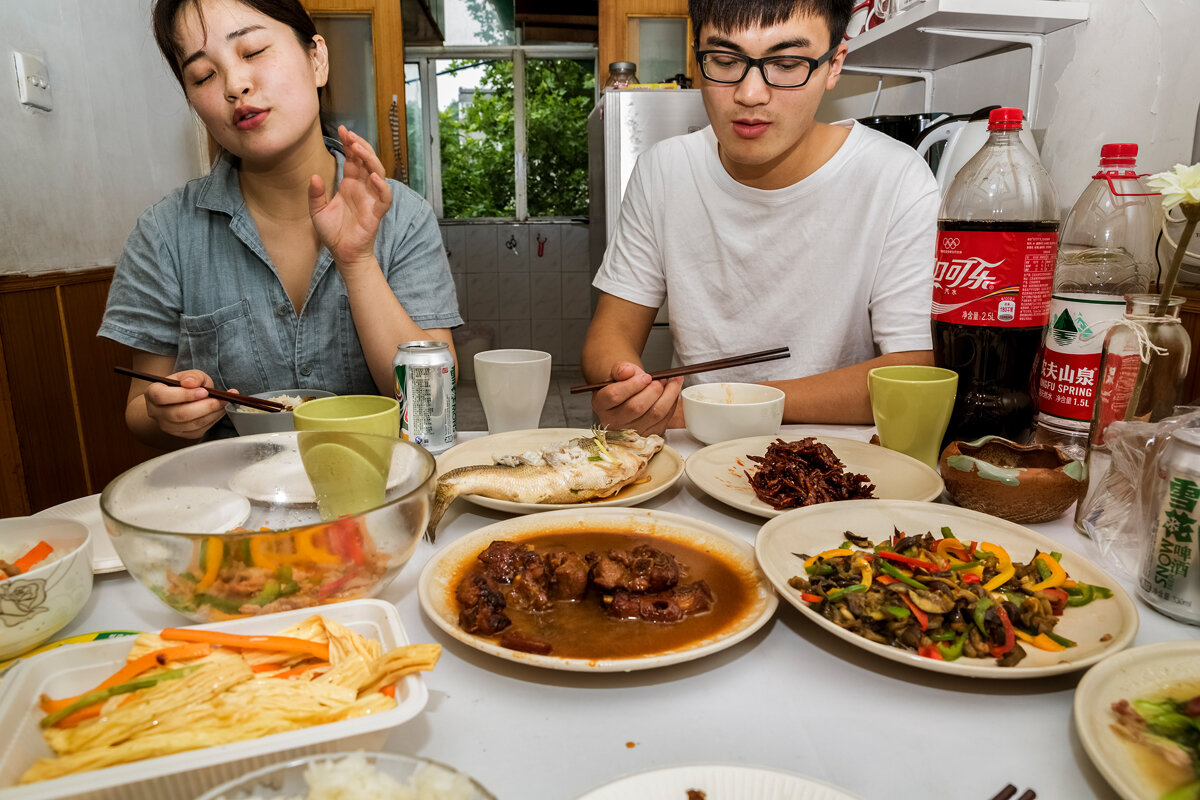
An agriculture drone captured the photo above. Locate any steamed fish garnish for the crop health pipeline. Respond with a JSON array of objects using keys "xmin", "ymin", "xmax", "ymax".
[{"xmin": 427, "ymin": 428, "xmax": 664, "ymax": 538}]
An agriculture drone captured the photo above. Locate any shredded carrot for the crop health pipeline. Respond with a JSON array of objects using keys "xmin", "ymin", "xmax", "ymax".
[
  {"xmin": 160, "ymin": 628, "xmax": 330, "ymax": 661},
  {"xmin": 14, "ymin": 541, "xmax": 54, "ymax": 574},
  {"xmin": 275, "ymin": 661, "xmax": 329, "ymax": 680},
  {"xmin": 39, "ymin": 643, "xmax": 212, "ymax": 713},
  {"xmin": 251, "ymin": 663, "xmax": 282, "ymax": 673},
  {"xmin": 55, "ymin": 694, "xmax": 136, "ymax": 729},
  {"xmin": 381, "ymin": 684, "xmax": 396, "ymax": 698}
]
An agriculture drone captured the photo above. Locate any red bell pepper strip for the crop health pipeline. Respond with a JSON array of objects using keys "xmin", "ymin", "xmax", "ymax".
[
  {"xmin": 875, "ymin": 550, "xmax": 938, "ymax": 572},
  {"xmin": 317, "ymin": 567, "xmax": 361, "ymax": 602},
  {"xmin": 899, "ymin": 592, "xmax": 929, "ymax": 631},
  {"xmin": 989, "ymin": 605, "xmax": 1016, "ymax": 658},
  {"xmin": 918, "ymin": 643, "xmax": 944, "ymax": 661},
  {"xmin": 328, "ymin": 519, "xmax": 366, "ymax": 565},
  {"xmin": 962, "ymin": 572, "xmax": 981, "ymax": 584},
  {"xmin": 799, "ymin": 592, "xmax": 823, "ymax": 603},
  {"xmin": 875, "ymin": 575, "xmax": 898, "ymax": 586},
  {"xmin": 1041, "ymin": 587, "xmax": 1069, "ymax": 615}
]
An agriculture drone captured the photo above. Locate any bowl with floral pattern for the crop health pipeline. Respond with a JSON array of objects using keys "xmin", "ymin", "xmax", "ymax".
[
  {"xmin": 938, "ymin": 436, "xmax": 1085, "ymax": 524},
  {"xmin": 0, "ymin": 516, "xmax": 92, "ymax": 661}
]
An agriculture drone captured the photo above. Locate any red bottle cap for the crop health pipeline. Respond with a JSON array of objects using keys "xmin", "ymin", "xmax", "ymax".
[
  {"xmin": 1099, "ymin": 143, "xmax": 1138, "ymax": 166},
  {"xmin": 987, "ymin": 107, "xmax": 1024, "ymax": 130}
]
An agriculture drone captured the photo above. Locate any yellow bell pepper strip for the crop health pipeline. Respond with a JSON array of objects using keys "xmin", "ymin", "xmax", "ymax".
[
  {"xmin": 803, "ymin": 549, "xmax": 855, "ymax": 568},
  {"xmin": 295, "ymin": 527, "xmax": 341, "ymax": 565},
  {"xmin": 1015, "ymin": 630, "xmax": 1066, "ymax": 652},
  {"xmin": 194, "ymin": 537, "xmax": 224, "ymax": 593},
  {"xmin": 1029, "ymin": 552, "xmax": 1067, "ymax": 591},
  {"xmin": 934, "ymin": 538, "xmax": 973, "ymax": 562},
  {"xmin": 978, "ymin": 542, "xmax": 1015, "ymax": 591},
  {"xmin": 249, "ymin": 536, "xmax": 278, "ymax": 570}
]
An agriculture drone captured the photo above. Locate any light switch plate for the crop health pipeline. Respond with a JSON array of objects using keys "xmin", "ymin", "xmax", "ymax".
[{"xmin": 13, "ymin": 51, "xmax": 52, "ymax": 112}]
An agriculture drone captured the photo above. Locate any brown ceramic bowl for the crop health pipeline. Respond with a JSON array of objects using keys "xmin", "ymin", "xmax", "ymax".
[{"xmin": 938, "ymin": 437, "xmax": 1085, "ymax": 524}]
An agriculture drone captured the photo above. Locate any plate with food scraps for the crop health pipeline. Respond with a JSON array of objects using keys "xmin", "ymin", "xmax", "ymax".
[
  {"xmin": 32, "ymin": 495, "xmax": 123, "ymax": 574},
  {"xmin": 1074, "ymin": 640, "xmax": 1200, "ymax": 800},
  {"xmin": 0, "ymin": 599, "xmax": 433, "ymax": 800},
  {"xmin": 434, "ymin": 428, "xmax": 685, "ymax": 515},
  {"xmin": 685, "ymin": 434, "xmax": 943, "ymax": 518},
  {"xmin": 418, "ymin": 507, "xmax": 777, "ymax": 672},
  {"xmin": 574, "ymin": 764, "xmax": 862, "ymax": 800},
  {"xmin": 755, "ymin": 499, "xmax": 1138, "ymax": 679}
]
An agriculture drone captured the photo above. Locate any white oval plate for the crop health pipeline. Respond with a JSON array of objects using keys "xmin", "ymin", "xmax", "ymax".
[
  {"xmin": 755, "ymin": 499, "xmax": 1139, "ymax": 678},
  {"xmin": 575, "ymin": 764, "xmax": 862, "ymax": 800},
  {"xmin": 33, "ymin": 494, "xmax": 122, "ymax": 574},
  {"xmin": 1074, "ymin": 640, "xmax": 1200, "ymax": 800},
  {"xmin": 418, "ymin": 507, "xmax": 777, "ymax": 672},
  {"xmin": 686, "ymin": 435, "xmax": 943, "ymax": 519},
  {"xmin": 435, "ymin": 429, "xmax": 684, "ymax": 514}
]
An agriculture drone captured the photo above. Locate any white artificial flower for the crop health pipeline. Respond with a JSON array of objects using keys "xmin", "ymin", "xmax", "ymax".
[{"xmin": 1147, "ymin": 162, "xmax": 1200, "ymax": 210}]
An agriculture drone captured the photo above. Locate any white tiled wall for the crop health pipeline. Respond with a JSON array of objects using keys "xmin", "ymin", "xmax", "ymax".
[{"xmin": 442, "ymin": 221, "xmax": 591, "ymax": 368}]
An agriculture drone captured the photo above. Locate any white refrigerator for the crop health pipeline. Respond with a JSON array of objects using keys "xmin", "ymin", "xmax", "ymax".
[{"xmin": 587, "ymin": 89, "xmax": 711, "ymax": 372}]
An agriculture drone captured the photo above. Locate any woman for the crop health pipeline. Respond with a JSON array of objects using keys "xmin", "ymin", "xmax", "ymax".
[{"xmin": 100, "ymin": 0, "xmax": 461, "ymax": 448}]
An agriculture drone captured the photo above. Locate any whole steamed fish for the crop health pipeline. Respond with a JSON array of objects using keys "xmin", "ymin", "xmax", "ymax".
[{"xmin": 427, "ymin": 428, "xmax": 664, "ymax": 539}]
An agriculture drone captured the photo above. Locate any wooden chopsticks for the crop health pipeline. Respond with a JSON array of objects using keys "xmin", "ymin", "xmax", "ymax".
[
  {"xmin": 569, "ymin": 347, "xmax": 791, "ymax": 394},
  {"xmin": 112, "ymin": 366, "xmax": 286, "ymax": 413},
  {"xmin": 990, "ymin": 785, "xmax": 1036, "ymax": 800}
]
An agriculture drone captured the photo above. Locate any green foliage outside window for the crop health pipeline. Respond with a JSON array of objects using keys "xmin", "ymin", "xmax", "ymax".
[{"xmin": 438, "ymin": 58, "xmax": 594, "ymax": 219}]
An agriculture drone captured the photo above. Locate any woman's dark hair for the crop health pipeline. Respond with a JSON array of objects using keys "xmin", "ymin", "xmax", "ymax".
[
  {"xmin": 689, "ymin": 0, "xmax": 853, "ymax": 50},
  {"xmin": 152, "ymin": 0, "xmax": 320, "ymax": 89}
]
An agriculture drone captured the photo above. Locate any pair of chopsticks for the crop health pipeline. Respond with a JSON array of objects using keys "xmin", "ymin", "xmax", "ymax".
[
  {"xmin": 569, "ymin": 346, "xmax": 791, "ymax": 394},
  {"xmin": 112, "ymin": 366, "xmax": 286, "ymax": 413},
  {"xmin": 990, "ymin": 784, "xmax": 1036, "ymax": 800}
]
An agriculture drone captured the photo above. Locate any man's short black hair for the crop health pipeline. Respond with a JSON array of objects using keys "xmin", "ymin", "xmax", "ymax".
[{"xmin": 689, "ymin": 0, "xmax": 853, "ymax": 51}]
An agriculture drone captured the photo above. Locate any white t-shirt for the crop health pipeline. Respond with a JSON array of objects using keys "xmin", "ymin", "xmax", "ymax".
[{"xmin": 593, "ymin": 120, "xmax": 939, "ymax": 384}]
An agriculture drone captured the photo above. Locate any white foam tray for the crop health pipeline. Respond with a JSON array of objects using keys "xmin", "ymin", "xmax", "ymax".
[{"xmin": 0, "ymin": 599, "xmax": 427, "ymax": 800}]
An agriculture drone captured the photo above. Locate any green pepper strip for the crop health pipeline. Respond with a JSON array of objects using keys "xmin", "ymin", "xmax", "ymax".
[
  {"xmin": 974, "ymin": 597, "xmax": 995, "ymax": 634},
  {"xmin": 1066, "ymin": 584, "xmax": 1095, "ymax": 606},
  {"xmin": 249, "ymin": 579, "xmax": 283, "ymax": 607},
  {"xmin": 1050, "ymin": 552, "xmax": 1063, "ymax": 562},
  {"xmin": 884, "ymin": 605, "xmax": 910, "ymax": 620},
  {"xmin": 806, "ymin": 563, "xmax": 834, "ymax": 576},
  {"xmin": 1035, "ymin": 558, "xmax": 1053, "ymax": 582},
  {"xmin": 948, "ymin": 560, "xmax": 983, "ymax": 571},
  {"xmin": 937, "ymin": 633, "xmax": 966, "ymax": 661},
  {"xmin": 940, "ymin": 526, "xmax": 957, "ymax": 539},
  {"xmin": 826, "ymin": 583, "xmax": 869, "ymax": 602},
  {"xmin": 929, "ymin": 629, "xmax": 957, "ymax": 641},
  {"xmin": 195, "ymin": 593, "xmax": 244, "ymax": 614},
  {"xmin": 1045, "ymin": 630, "xmax": 1076, "ymax": 648},
  {"xmin": 41, "ymin": 665, "xmax": 202, "ymax": 728},
  {"xmin": 878, "ymin": 561, "xmax": 925, "ymax": 591}
]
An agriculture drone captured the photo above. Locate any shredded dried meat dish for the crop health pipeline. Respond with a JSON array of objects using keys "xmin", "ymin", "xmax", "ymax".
[{"xmin": 745, "ymin": 438, "xmax": 876, "ymax": 509}]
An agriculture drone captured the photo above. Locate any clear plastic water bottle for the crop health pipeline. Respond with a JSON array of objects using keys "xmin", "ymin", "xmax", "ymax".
[
  {"xmin": 1033, "ymin": 143, "xmax": 1157, "ymax": 459},
  {"xmin": 932, "ymin": 107, "xmax": 1060, "ymax": 445}
]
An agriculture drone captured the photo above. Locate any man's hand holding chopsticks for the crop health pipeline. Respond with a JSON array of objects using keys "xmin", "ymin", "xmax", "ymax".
[{"xmin": 591, "ymin": 362, "xmax": 684, "ymax": 437}]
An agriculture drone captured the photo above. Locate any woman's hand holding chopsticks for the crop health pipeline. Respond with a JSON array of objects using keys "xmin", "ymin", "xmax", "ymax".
[{"xmin": 589, "ymin": 361, "xmax": 685, "ymax": 437}]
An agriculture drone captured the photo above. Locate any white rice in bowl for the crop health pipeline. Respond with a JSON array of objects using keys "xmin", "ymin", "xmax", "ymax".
[
  {"xmin": 237, "ymin": 394, "xmax": 311, "ymax": 414},
  {"xmin": 224, "ymin": 754, "xmax": 481, "ymax": 800}
]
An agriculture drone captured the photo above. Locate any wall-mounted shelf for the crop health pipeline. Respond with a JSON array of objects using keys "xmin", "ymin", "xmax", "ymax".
[{"xmin": 846, "ymin": 0, "xmax": 1089, "ymax": 70}]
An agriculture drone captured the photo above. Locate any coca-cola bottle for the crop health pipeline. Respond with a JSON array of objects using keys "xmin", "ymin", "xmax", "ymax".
[
  {"xmin": 1033, "ymin": 143, "xmax": 1156, "ymax": 460},
  {"xmin": 932, "ymin": 107, "xmax": 1060, "ymax": 445}
]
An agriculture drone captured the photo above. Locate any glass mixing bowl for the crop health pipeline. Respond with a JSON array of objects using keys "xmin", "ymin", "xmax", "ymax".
[{"xmin": 100, "ymin": 431, "xmax": 435, "ymax": 622}]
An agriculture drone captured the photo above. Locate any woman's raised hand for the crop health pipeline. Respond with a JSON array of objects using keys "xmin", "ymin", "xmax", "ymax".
[
  {"xmin": 142, "ymin": 369, "xmax": 231, "ymax": 440},
  {"xmin": 308, "ymin": 125, "xmax": 393, "ymax": 272}
]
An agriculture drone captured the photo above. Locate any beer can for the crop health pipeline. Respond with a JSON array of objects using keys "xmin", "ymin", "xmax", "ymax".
[
  {"xmin": 1138, "ymin": 427, "xmax": 1200, "ymax": 624},
  {"xmin": 393, "ymin": 340, "xmax": 456, "ymax": 453}
]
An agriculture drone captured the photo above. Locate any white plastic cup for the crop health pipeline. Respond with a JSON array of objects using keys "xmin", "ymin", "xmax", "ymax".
[{"xmin": 473, "ymin": 349, "xmax": 552, "ymax": 435}]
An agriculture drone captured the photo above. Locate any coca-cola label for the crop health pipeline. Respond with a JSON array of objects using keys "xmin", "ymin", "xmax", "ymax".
[
  {"xmin": 932, "ymin": 230, "xmax": 1058, "ymax": 326},
  {"xmin": 1037, "ymin": 293, "xmax": 1127, "ymax": 421},
  {"xmin": 1094, "ymin": 352, "xmax": 1141, "ymax": 446}
]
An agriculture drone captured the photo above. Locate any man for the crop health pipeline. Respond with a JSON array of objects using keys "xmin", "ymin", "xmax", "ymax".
[{"xmin": 582, "ymin": 0, "xmax": 938, "ymax": 435}]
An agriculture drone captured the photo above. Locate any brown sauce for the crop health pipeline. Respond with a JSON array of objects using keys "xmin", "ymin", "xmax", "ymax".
[{"xmin": 449, "ymin": 531, "xmax": 760, "ymax": 660}]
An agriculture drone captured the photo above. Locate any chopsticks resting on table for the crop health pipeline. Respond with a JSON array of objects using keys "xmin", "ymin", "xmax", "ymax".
[
  {"xmin": 112, "ymin": 366, "xmax": 286, "ymax": 413},
  {"xmin": 989, "ymin": 784, "xmax": 1036, "ymax": 800},
  {"xmin": 569, "ymin": 346, "xmax": 791, "ymax": 394}
]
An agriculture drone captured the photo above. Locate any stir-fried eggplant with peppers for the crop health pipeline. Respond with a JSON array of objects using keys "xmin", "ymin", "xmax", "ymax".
[{"xmin": 788, "ymin": 527, "xmax": 1112, "ymax": 666}]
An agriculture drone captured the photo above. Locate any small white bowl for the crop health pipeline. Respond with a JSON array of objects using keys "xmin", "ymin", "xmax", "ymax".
[
  {"xmin": 225, "ymin": 389, "xmax": 335, "ymax": 436},
  {"xmin": 0, "ymin": 517, "xmax": 92, "ymax": 661},
  {"xmin": 681, "ymin": 382, "xmax": 786, "ymax": 445}
]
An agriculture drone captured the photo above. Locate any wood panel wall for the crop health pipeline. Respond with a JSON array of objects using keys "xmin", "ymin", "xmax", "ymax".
[
  {"xmin": 598, "ymin": 0, "xmax": 690, "ymax": 82},
  {"xmin": 0, "ymin": 268, "xmax": 162, "ymax": 516}
]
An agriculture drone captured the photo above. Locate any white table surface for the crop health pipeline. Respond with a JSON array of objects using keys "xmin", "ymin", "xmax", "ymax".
[{"xmin": 51, "ymin": 425, "xmax": 1200, "ymax": 800}]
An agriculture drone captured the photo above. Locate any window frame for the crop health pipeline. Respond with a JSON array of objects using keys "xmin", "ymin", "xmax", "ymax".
[{"xmin": 406, "ymin": 43, "xmax": 598, "ymax": 221}]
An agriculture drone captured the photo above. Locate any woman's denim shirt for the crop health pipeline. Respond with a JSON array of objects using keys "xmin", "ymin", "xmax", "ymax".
[{"xmin": 100, "ymin": 138, "xmax": 461, "ymax": 435}]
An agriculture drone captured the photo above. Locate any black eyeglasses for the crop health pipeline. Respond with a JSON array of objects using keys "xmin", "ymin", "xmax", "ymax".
[{"xmin": 695, "ymin": 44, "xmax": 839, "ymax": 88}]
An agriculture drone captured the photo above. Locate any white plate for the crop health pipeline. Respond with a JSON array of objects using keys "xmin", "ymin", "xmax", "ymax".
[
  {"xmin": 686, "ymin": 434, "xmax": 943, "ymax": 518},
  {"xmin": 418, "ymin": 507, "xmax": 777, "ymax": 672},
  {"xmin": 0, "ymin": 599, "xmax": 428, "ymax": 800},
  {"xmin": 435, "ymin": 428, "xmax": 685, "ymax": 513},
  {"xmin": 755, "ymin": 499, "xmax": 1139, "ymax": 679},
  {"xmin": 575, "ymin": 764, "xmax": 862, "ymax": 800},
  {"xmin": 33, "ymin": 495, "xmax": 122, "ymax": 574},
  {"xmin": 1075, "ymin": 640, "xmax": 1200, "ymax": 800}
]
